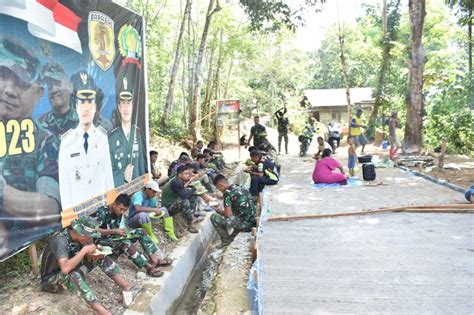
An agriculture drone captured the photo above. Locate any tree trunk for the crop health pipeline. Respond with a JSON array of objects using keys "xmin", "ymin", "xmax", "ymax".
[
  {"xmin": 404, "ymin": 0, "xmax": 426, "ymax": 153},
  {"xmin": 468, "ymin": 7, "xmax": 472, "ymax": 74},
  {"xmin": 189, "ymin": 0, "xmax": 221, "ymax": 142},
  {"xmin": 161, "ymin": 0, "xmax": 192, "ymax": 127},
  {"xmin": 336, "ymin": 4, "xmax": 352, "ymax": 135},
  {"xmin": 203, "ymin": 43, "xmax": 216, "ymax": 129},
  {"xmin": 367, "ymin": 0, "xmax": 389, "ymax": 138},
  {"xmin": 223, "ymin": 58, "xmax": 234, "ymax": 99}
]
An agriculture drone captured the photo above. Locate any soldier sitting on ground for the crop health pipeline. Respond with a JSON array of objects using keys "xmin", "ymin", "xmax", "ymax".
[
  {"xmin": 211, "ymin": 174, "xmax": 256, "ymax": 248},
  {"xmin": 40, "ymin": 216, "xmax": 140, "ymax": 315},
  {"xmin": 93, "ymin": 194, "xmax": 172, "ymax": 278}
]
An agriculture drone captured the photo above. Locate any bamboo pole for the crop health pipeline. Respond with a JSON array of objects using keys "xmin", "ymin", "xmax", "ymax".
[{"xmin": 267, "ymin": 203, "xmax": 474, "ymax": 222}]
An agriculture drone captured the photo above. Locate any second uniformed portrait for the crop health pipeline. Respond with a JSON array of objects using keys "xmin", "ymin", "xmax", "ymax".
[
  {"xmin": 109, "ymin": 75, "xmax": 146, "ymax": 186},
  {"xmin": 58, "ymin": 71, "xmax": 114, "ymax": 210}
]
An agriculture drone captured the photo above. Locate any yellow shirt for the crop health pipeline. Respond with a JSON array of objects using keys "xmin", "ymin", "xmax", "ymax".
[{"xmin": 351, "ymin": 116, "xmax": 363, "ymax": 136}]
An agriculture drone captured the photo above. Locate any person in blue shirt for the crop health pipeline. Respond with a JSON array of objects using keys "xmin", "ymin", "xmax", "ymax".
[
  {"xmin": 128, "ymin": 181, "xmax": 169, "ymax": 244},
  {"xmin": 465, "ymin": 185, "xmax": 474, "ymax": 203}
]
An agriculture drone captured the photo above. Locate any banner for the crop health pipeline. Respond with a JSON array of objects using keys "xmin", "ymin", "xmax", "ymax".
[
  {"xmin": 216, "ymin": 99, "xmax": 240, "ymax": 127},
  {"xmin": 0, "ymin": 0, "xmax": 149, "ymax": 261}
]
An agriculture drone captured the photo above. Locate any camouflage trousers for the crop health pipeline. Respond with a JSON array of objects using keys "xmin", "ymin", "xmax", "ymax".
[
  {"xmin": 168, "ymin": 196, "xmax": 199, "ymax": 222},
  {"xmin": 41, "ymin": 256, "xmax": 120, "ymax": 305},
  {"xmin": 211, "ymin": 213, "xmax": 250, "ymax": 244},
  {"xmin": 100, "ymin": 228, "xmax": 159, "ymax": 268}
]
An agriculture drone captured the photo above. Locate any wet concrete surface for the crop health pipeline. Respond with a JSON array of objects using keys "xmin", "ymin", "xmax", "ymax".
[{"xmin": 259, "ymin": 150, "xmax": 473, "ymax": 314}]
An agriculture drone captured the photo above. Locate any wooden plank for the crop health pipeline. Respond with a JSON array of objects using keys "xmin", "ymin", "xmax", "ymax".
[
  {"xmin": 28, "ymin": 244, "xmax": 39, "ymax": 276},
  {"xmin": 267, "ymin": 203, "xmax": 474, "ymax": 222}
]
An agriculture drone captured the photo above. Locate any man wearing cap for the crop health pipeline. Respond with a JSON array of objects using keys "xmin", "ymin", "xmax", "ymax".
[
  {"xmin": 58, "ymin": 71, "xmax": 114, "ymax": 210},
  {"xmin": 350, "ymin": 108, "xmax": 368, "ymax": 153},
  {"xmin": 40, "ymin": 216, "xmax": 139, "ymax": 314},
  {"xmin": 0, "ymin": 37, "xmax": 60, "ymax": 259},
  {"xmin": 94, "ymin": 194, "xmax": 171, "ymax": 277},
  {"xmin": 39, "ymin": 61, "xmax": 78, "ymax": 136},
  {"xmin": 108, "ymin": 77, "xmax": 146, "ymax": 186},
  {"xmin": 128, "ymin": 181, "xmax": 175, "ymax": 243},
  {"xmin": 211, "ymin": 174, "xmax": 256, "ymax": 248}
]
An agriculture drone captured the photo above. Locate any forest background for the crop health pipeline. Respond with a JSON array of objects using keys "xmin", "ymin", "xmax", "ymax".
[{"xmin": 116, "ymin": 0, "xmax": 473, "ymax": 155}]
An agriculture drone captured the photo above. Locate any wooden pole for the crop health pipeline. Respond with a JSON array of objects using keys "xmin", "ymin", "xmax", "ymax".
[
  {"xmin": 28, "ymin": 244, "xmax": 39, "ymax": 276},
  {"xmin": 267, "ymin": 203, "xmax": 474, "ymax": 222},
  {"xmin": 237, "ymin": 117, "xmax": 241, "ymax": 160},
  {"xmin": 438, "ymin": 139, "xmax": 447, "ymax": 170}
]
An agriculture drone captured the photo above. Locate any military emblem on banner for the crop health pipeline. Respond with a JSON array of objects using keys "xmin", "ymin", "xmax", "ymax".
[
  {"xmin": 118, "ymin": 24, "xmax": 142, "ymax": 69},
  {"xmin": 88, "ymin": 11, "xmax": 115, "ymax": 71}
]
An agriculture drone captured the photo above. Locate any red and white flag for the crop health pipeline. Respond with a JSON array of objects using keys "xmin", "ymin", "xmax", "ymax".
[{"xmin": 0, "ymin": 0, "xmax": 83, "ymax": 54}]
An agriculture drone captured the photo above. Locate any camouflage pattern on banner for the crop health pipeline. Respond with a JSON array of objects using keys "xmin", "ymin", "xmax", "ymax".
[{"xmin": 0, "ymin": 0, "xmax": 150, "ymax": 261}]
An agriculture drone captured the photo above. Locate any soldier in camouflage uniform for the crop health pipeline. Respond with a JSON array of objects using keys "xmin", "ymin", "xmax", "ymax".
[
  {"xmin": 275, "ymin": 107, "xmax": 289, "ymax": 154},
  {"xmin": 108, "ymin": 77, "xmax": 146, "ymax": 186},
  {"xmin": 246, "ymin": 116, "xmax": 267, "ymax": 148},
  {"xmin": 39, "ymin": 61, "xmax": 79, "ymax": 136},
  {"xmin": 211, "ymin": 174, "xmax": 256, "ymax": 248},
  {"xmin": 0, "ymin": 37, "xmax": 60, "ymax": 260},
  {"xmin": 40, "ymin": 216, "xmax": 139, "ymax": 314},
  {"xmin": 93, "ymin": 194, "xmax": 172, "ymax": 277}
]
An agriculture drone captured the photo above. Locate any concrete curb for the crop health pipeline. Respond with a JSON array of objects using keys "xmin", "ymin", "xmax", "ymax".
[
  {"xmin": 125, "ymin": 214, "xmax": 217, "ymax": 315},
  {"xmin": 396, "ymin": 165, "xmax": 466, "ymax": 193}
]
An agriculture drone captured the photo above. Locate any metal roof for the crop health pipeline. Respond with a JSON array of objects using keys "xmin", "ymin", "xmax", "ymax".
[{"xmin": 303, "ymin": 87, "xmax": 374, "ymax": 108}]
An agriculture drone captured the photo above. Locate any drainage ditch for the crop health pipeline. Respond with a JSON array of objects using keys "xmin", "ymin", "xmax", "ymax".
[{"xmin": 170, "ymin": 240, "xmax": 223, "ymax": 315}]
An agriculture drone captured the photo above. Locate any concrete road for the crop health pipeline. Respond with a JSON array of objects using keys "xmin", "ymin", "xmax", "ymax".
[{"xmin": 258, "ymin": 150, "xmax": 473, "ymax": 314}]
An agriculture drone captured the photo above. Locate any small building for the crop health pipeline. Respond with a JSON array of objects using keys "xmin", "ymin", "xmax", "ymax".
[{"xmin": 303, "ymin": 87, "xmax": 374, "ymax": 124}]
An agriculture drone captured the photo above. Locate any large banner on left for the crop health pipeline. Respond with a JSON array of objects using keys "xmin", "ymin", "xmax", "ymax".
[{"xmin": 0, "ymin": 0, "xmax": 150, "ymax": 261}]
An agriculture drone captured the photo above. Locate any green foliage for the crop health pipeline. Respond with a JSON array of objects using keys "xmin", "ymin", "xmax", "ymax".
[
  {"xmin": 424, "ymin": 75, "xmax": 474, "ymax": 155},
  {"xmin": 238, "ymin": 0, "xmax": 326, "ymax": 32}
]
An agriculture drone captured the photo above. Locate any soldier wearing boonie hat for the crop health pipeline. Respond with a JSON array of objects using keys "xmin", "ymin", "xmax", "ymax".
[
  {"xmin": 0, "ymin": 37, "xmax": 61, "ymax": 262},
  {"xmin": 40, "ymin": 215, "xmax": 138, "ymax": 312},
  {"xmin": 58, "ymin": 71, "xmax": 114, "ymax": 211},
  {"xmin": 109, "ymin": 76, "xmax": 146, "ymax": 186},
  {"xmin": 39, "ymin": 61, "xmax": 78, "ymax": 137}
]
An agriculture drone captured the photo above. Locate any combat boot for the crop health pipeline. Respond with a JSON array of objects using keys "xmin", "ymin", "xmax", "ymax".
[
  {"xmin": 163, "ymin": 217, "xmax": 178, "ymax": 241},
  {"xmin": 141, "ymin": 222, "xmax": 159, "ymax": 244}
]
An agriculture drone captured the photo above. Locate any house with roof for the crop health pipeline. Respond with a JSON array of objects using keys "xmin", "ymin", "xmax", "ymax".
[{"xmin": 303, "ymin": 87, "xmax": 374, "ymax": 124}]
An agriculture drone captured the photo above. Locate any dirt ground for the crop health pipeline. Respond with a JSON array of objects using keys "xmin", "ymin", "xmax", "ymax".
[{"xmin": 348, "ymin": 143, "xmax": 474, "ymax": 190}]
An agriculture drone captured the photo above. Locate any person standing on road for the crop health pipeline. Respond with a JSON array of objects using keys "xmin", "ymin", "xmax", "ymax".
[
  {"xmin": 246, "ymin": 116, "xmax": 267, "ymax": 148},
  {"xmin": 350, "ymin": 108, "xmax": 368, "ymax": 153},
  {"xmin": 274, "ymin": 107, "xmax": 289, "ymax": 154},
  {"xmin": 388, "ymin": 111, "xmax": 401, "ymax": 161},
  {"xmin": 211, "ymin": 174, "xmax": 256, "ymax": 248}
]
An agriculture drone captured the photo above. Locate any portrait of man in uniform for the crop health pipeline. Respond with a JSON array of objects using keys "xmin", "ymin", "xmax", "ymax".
[
  {"xmin": 109, "ymin": 76, "xmax": 146, "ymax": 186},
  {"xmin": 58, "ymin": 71, "xmax": 114, "ymax": 211},
  {"xmin": 39, "ymin": 61, "xmax": 79, "ymax": 137},
  {"xmin": 0, "ymin": 37, "xmax": 60, "ymax": 259}
]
